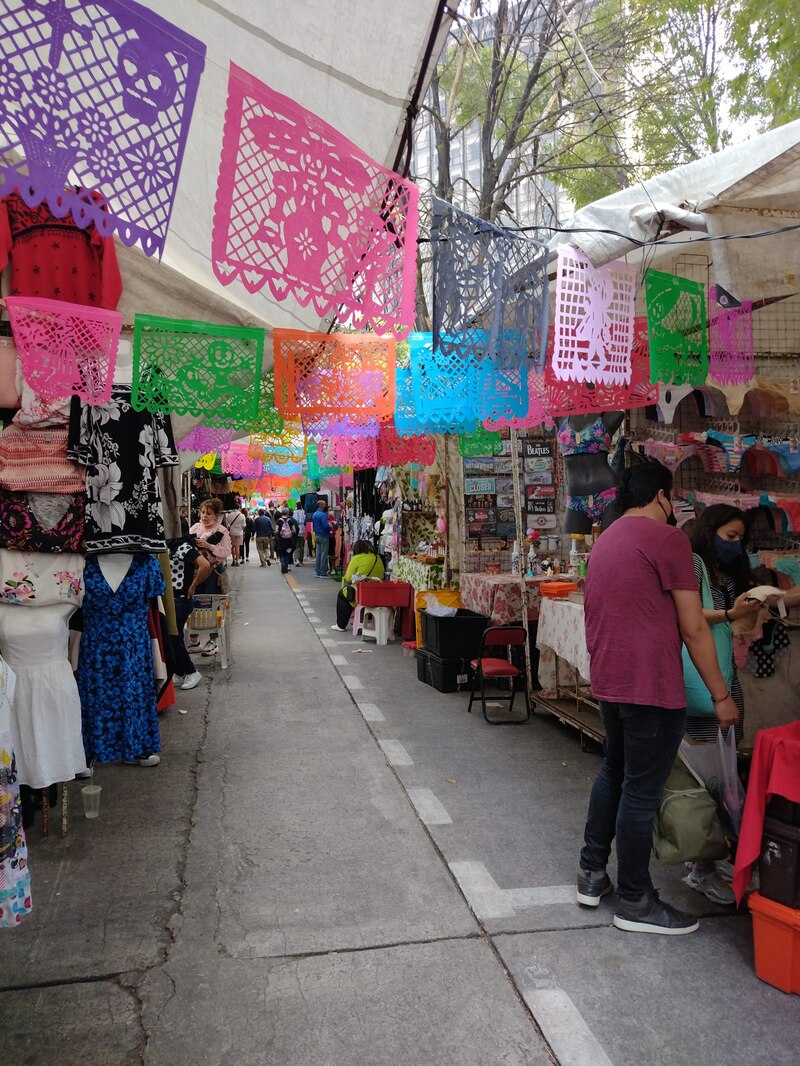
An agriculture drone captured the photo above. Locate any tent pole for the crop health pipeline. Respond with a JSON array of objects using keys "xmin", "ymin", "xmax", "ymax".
[{"xmin": 510, "ymin": 428, "xmax": 534, "ymax": 705}]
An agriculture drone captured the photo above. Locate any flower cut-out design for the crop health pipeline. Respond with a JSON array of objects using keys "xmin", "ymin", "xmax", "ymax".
[
  {"xmin": 708, "ymin": 285, "xmax": 754, "ymax": 385},
  {"xmin": 213, "ymin": 65, "xmax": 419, "ymax": 337},
  {"xmin": 0, "ymin": 0, "xmax": 206, "ymax": 257},
  {"xmin": 131, "ymin": 313, "xmax": 264, "ymax": 430}
]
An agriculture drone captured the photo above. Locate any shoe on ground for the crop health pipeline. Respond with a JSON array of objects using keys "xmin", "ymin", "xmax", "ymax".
[
  {"xmin": 173, "ymin": 674, "xmax": 185, "ymax": 687},
  {"xmin": 188, "ymin": 636, "xmax": 200, "ymax": 648},
  {"xmin": 75, "ymin": 766, "xmax": 93, "ymax": 779},
  {"xmin": 683, "ymin": 866, "xmax": 735, "ymax": 906},
  {"xmin": 201, "ymin": 639, "xmax": 218, "ymax": 657},
  {"xmin": 181, "ymin": 671, "xmax": 203, "ymax": 690},
  {"xmin": 576, "ymin": 867, "xmax": 613, "ymax": 907},
  {"xmin": 614, "ymin": 892, "xmax": 699, "ymax": 935},
  {"xmin": 331, "ymin": 623, "xmax": 348, "ymax": 632},
  {"xmin": 125, "ymin": 754, "xmax": 161, "ymax": 767},
  {"xmin": 267, "ymin": 560, "xmax": 271, "ymax": 567}
]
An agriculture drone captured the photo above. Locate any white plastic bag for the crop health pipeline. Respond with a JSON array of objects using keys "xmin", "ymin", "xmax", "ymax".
[
  {"xmin": 424, "ymin": 593, "xmax": 457, "ymax": 618},
  {"xmin": 680, "ymin": 728, "xmax": 745, "ymax": 838}
]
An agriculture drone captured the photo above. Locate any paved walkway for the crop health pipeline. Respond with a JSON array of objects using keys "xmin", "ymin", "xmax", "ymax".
[{"xmin": 2, "ymin": 557, "xmax": 798, "ymax": 1065}]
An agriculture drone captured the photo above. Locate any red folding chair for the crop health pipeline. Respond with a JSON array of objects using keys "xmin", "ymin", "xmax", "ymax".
[{"xmin": 467, "ymin": 626, "xmax": 531, "ymax": 725}]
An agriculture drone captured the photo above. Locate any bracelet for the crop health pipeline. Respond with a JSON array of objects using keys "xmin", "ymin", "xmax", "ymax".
[
  {"xmin": 724, "ymin": 609, "xmax": 732, "ymax": 622},
  {"xmin": 711, "ymin": 691, "xmax": 731, "ymax": 704}
]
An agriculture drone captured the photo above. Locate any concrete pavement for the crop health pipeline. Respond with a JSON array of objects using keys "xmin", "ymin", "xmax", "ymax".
[{"xmin": 1, "ymin": 555, "xmax": 798, "ymax": 1065}]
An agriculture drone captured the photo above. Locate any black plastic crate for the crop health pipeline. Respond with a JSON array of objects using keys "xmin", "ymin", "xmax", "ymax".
[
  {"xmin": 760, "ymin": 816, "xmax": 800, "ymax": 909},
  {"xmin": 421, "ymin": 609, "xmax": 489, "ymax": 660},
  {"xmin": 416, "ymin": 648, "xmax": 473, "ymax": 693},
  {"xmin": 766, "ymin": 797, "xmax": 800, "ymax": 827}
]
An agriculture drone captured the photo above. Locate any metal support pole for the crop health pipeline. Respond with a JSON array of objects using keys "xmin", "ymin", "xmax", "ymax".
[{"xmin": 510, "ymin": 428, "xmax": 534, "ymax": 704}]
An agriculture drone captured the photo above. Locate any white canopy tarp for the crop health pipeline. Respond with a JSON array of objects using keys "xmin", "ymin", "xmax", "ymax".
[
  {"xmin": 116, "ymin": 0, "xmax": 451, "ymax": 336},
  {"xmin": 549, "ymin": 119, "xmax": 800, "ymax": 303}
]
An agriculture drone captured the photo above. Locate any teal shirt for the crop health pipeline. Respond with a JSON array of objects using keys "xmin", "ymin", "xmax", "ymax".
[{"xmin": 342, "ymin": 551, "xmax": 384, "ymax": 587}]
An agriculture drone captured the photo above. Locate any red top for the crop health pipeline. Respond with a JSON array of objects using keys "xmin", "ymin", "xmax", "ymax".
[
  {"xmin": 584, "ymin": 516, "xmax": 698, "ymax": 708},
  {"xmin": 733, "ymin": 721, "xmax": 800, "ymax": 903},
  {"xmin": 0, "ymin": 191, "xmax": 122, "ymax": 310}
]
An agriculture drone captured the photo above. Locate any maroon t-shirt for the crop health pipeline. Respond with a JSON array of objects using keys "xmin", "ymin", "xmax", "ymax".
[{"xmin": 584, "ymin": 516, "xmax": 698, "ymax": 709}]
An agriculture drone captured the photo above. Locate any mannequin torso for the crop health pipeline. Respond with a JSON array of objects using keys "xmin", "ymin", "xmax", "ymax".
[
  {"xmin": 559, "ymin": 412, "xmax": 624, "ymax": 534},
  {"xmin": 98, "ymin": 553, "xmax": 134, "ymax": 593}
]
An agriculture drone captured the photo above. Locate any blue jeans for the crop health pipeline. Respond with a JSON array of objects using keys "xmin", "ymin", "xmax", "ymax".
[
  {"xmin": 315, "ymin": 535, "xmax": 330, "ymax": 576},
  {"xmin": 580, "ymin": 701, "xmax": 686, "ymax": 901}
]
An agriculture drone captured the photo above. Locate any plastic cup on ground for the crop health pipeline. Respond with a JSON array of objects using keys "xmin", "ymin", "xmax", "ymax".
[{"xmin": 81, "ymin": 784, "xmax": 102, "ymax": 819}]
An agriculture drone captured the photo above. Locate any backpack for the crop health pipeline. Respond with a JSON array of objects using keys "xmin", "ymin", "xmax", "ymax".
[{"xmin": 279, "ymin": 518, "xmax": 293, "ymax": 540}]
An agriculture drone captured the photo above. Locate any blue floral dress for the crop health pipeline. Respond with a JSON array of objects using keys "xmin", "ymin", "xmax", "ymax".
[{"xmin": 78, "ymin": 555, "xmax": 165, "ymax": 762}]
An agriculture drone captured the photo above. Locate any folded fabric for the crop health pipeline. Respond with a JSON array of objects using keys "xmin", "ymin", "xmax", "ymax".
[{"xmin": 0, "ymin": 425, "xmax": 85, "ymax": 494}]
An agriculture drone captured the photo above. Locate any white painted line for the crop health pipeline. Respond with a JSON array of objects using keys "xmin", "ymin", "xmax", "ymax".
[
  {"xmin": 302, "ymin": 606, "xmax": 314, "ymax": 613},
  {"xmin": 330, "ymin": 654, "xmax": 348, "ymax": 666},
  {"xmin": 506, "ymin": 885, "xmax": 576, "ymax": 908},
  {"xmin": 378, "ymin": 739, "xmax": 414, "ymax": 767},
  {"xmin": 319, "ymin": 639, "xmax": 337, "ymax": 649},
  {"xmin": 522, "ymin": 988, "xmax": 615, "ymax": 1066},
  {"xmin": 307, "ymin": 616, "xmax": 321, "ymax": 624},
  {"xmin": 341, "ymin": 675, "xmax": 363, "ymax": 691},
  {"xmin": 407, "ymin": 787, "xmax": 452, "ymax": 826},
  {"xmin": 357, "ymin": 702, "xmax": 385, "ymax": 722},
  {"xmin": 448, "ymin": 861, "xmax": 515, "ymax": 919}
]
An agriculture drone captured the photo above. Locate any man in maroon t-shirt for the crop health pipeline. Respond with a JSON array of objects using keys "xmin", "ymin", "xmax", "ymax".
[{"xmin": 577, "ymin": 462, "xmax": 738, "ymax": 935}]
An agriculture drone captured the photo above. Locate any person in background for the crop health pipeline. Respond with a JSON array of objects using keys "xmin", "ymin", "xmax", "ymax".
[
  {"xmin": 313, "ymin": 500, "xmax": 331, "ymax": 578},
  {"xmin": 576, "ymin": 462, "xmax": 738, "ymax": 935},
  {"xmin": 253, "ymin": 508, "xmax": 274, "ymax": 567},
  {"xmin": 167, "ymin": 535, "xmax": 211, "ymax": 690},
  {"xmin": 242, "ymin": 508, "xmax": 254, "ymax": 563},
  {"xmin": 292, "ymin": 501, "xmax": 306, "ymax": 565},
  {"xmin": 225, "ymin": 507, "xmax": 246, "ymax": 566},
  {"xmin": 275, "ymin": 507, "xmax": 299, "ymax": 574},
  {"xmin": 179, "ymin": 505, "xmax": 191, "ymax": 538},
  {"xmin": 330, "ymin": 539, "xmax": 384, "ymax": 631}
]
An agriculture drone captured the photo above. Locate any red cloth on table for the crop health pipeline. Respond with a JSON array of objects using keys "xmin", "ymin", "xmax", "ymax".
[
  {"xmin": 734, "ymin": 721, "xmax": 800, "ymax": 904},
  {"xmin": 0, "ymin": 190, "xmax": 122, "ymax": 310}
]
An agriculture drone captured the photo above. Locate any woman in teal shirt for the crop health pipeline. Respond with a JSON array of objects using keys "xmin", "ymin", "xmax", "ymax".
[{"xmin": 330, "ymin": 539, "xmax": 385, "ymax": 631}]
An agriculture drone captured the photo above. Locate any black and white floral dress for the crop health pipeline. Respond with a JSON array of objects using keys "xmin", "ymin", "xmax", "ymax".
[{"xmin": 68, "ymin": 387, "xmax": 178, "ymax": 554}]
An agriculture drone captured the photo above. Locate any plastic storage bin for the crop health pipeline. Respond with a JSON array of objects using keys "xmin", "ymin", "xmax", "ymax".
[
  {"xmin": 767, "ymin": 797, "xmax": 800, "ymax": 827},
  {"xmin": 356, "ymin": 580, "xmax": 411, "ymax": 608},
  {"xmin": 749, "ymin": 891, "xmax": 800, "ymax": 994},
  {"xmin": 421, "ymin": 608, "xmax": 489, "ymax": 660},
  {"xmin": 414, "ymin": 589, "xmax": 462, "ymax": 647},
  {"xmin": 416, "ymin": 648, "xmax": 473, "ymax": 693},
  {"xmin": 760, "ymin": 817, "xmax": 800, "ymax": 908}
]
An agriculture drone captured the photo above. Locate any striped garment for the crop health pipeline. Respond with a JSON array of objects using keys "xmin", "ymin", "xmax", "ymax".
[{"xmin": 0, "ymin": 425, "xmax": 85, "ymax": 495}]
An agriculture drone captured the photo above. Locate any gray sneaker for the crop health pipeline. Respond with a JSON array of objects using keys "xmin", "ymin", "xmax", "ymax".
[
  {"xmin": 614, "ymin": 892, "xmax": 699, "ymax": 935},
  {"xmin": 683, "ymin": 866, "xmax": 735, "ymax": 905}
]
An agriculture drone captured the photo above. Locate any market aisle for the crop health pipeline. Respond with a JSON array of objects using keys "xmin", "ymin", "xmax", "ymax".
[{"xmin": 0, "ymin": 559, "xmax": 552, "ymax": 1065}]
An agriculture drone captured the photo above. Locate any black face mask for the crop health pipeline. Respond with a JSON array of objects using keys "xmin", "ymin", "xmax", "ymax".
[{"xmin": 659, "ymin": 498, "xmax": 677, "ymax": 526}]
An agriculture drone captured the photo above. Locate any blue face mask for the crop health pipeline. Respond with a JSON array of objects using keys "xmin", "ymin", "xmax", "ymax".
[{"xmin": 714, "ymin": 535, "xmax": 743, "ymax": 567}]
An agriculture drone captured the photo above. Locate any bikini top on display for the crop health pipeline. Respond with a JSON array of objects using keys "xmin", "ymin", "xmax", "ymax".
[{"xmin": 557, "ymin": 416, "xmax": 612, "ymax": 457}]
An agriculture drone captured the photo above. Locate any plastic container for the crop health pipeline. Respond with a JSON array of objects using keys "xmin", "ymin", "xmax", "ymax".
[
  {"xmin": 767, "ymin": 797, "xmax": 800, "ymax": 827},
  {"xmin": 414, "ymin": 589, "xmax": 462, "ymax": 647},
  {"xmin": 356, "ymin": 580, "xmax": 411, "ymax": 608},
  {"xmin": 760, "ymin": 817, "xmax": 800, "ymax": 908},
  {"xmin": 421, "ymin": 608, "xmax": 489, "ymax": 659},
  {"xmin": 540, "ymin": 581, "xmax": 579, "ymax": 599},
  {"xmin": 81, "ymin": 784, "xmax": 102, "ymax": 819},
  {"xmin": 749, "ymin": 891, "xmax": 800, "ymax": 994},
  {"xmin": 416, "ymin": 648, "xmax": 473, "ymax": 693}
]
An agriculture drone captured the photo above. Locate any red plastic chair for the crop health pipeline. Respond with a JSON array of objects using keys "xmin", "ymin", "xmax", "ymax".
[{"xmin": 467, "ymin": 626, "xmax": 531, "ymax": 725}]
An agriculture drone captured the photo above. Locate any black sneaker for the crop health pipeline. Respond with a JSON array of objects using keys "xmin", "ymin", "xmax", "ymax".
[
  {"xmin": 614, "ymin": 892, "xmax": 699, "ymax": 935},
  {"xmin": 576, "ymin": 868, "xmax": 613, "ymax": 907}
]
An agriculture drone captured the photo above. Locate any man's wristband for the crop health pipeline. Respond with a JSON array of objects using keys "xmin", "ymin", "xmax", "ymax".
[
  {"xmin": 711, "ymin": 691, "xmax": 731, "ymax": 704},
  {"xmin": 724, "ymin": 609, "xmax": 732, "ymax": 622}
]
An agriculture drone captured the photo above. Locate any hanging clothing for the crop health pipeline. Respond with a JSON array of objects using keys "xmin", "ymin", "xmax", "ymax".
[
  {"xmin": 0, "ymin": 657, "xmax": 32, "ymax": 927},
  {"xmin": 0, "ymin": 425, "xmax": 85, "ymax": 494},
  {"xmin": 78, "ymin": 555, "xmax": 165, "ymax": 763},
  {"xmin": 557, "ymin": 416, "xmax": 613, "ymax": 456},
  {"xmin": 67, "ymin": 387, "xmax": 178, "ymax": 554},
  {"xmin": 0, "ymin": 491, "xmax": 85, "ymax": 553},
  {"xmin": 0, "ymin": 190, "xmax": 122, "ymax": 309},
  {"xmin": 0, "ymin": 550, "xmax": 86, "ymax": 789}
]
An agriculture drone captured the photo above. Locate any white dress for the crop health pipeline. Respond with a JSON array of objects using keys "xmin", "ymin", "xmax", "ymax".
[{"xmin": 0, "ymin": 550, "xmax": 87, "ymax": 788}]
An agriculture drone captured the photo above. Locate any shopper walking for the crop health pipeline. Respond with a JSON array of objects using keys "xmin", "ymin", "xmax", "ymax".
[
  {"xmin": 225, "ymin": 508, "xmax": 246, "ymax": 566},
  {"xmin": 242, "ymin": 509, "xmax": 254, "ymax": 562},
  {"xmin": 253, "ymin": 509, "xmax": 274, "ymax": 567},
  {"xmin": 292, "ymin": 502, "xmax": 306, "ymax": 565},
  {"xmin": 576, "ymin": 462, "xmax": 738, "ymax": 935},
  {"xmin": 275, "ymin": 507, "xmax": 299, "ymax": 574},
  {"xmin": 313, "ymin": 500, "xmax": 331, "ymax": 578}
]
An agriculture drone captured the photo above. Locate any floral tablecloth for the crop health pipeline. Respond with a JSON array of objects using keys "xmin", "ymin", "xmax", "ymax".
[
  {"xmin": 459, "ymin": 574, "xmax": 556, "ymax": 625},
  {"xmin": 392, "ymin": 556, "xmax": 453, "ymax": 593},
  {"xmin": 536, "ymin": 598, "xmax": 591, "ymax": 697}
]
